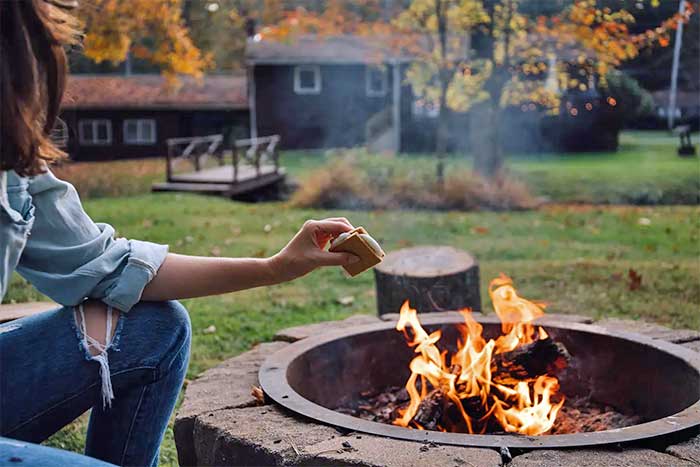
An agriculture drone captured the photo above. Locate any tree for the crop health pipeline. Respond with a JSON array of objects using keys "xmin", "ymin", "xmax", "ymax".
[
  {"xmin": 77, "ymin": 0, "xmax": 210, "ymax": 82},
  {"xmin": 245, "ymin": 0, "xmax": 695, "ymax": 177},
  {"xmin": 394, "ymin": 0, "xmax": 694, "ymax": 177}
]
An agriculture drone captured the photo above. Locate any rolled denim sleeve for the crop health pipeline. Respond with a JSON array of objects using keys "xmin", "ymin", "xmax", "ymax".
[{"xmin": 14, "ymin": 170, "xmax": 168, "ymax": 312}]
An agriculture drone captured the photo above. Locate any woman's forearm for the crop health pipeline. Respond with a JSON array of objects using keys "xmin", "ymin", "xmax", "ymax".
[
  {"xmin": 140, "ymin": 219, "xmax": 359, "ymax": 303},
  {"xmin": 141, "ymin": 253, "xmax": 279, "ymax": 301}
]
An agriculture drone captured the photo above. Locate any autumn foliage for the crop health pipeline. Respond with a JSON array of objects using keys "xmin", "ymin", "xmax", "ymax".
[{"xmin": 78, "ymin": 0, "xmax": 210, "ymax": 82}]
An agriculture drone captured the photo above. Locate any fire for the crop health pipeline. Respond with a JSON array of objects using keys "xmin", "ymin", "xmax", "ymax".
[{"xmin": 393, "ymin": 274, "xmax": 565, "ymax": 436}]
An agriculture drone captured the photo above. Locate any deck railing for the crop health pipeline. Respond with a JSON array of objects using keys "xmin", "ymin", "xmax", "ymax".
[
  {"xmin": 232, "ymin": 135, "xmax": 281, "ymax": 183},
  {"xmin": 165, "ymin": 134, "xmax": 281, "ymax": 184},
  {"xmin": 165, "ymin": 134, "xmax": 224, "ymax": 182}
]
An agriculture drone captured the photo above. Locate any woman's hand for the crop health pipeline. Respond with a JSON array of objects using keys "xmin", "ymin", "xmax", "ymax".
[{"xmin": 269, "ymin": 218, "xmax": 360, "ymax": 282}]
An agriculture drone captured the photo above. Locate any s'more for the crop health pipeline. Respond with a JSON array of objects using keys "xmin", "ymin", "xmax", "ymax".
[{"xmin": 329, "ymin": 227, "xmax": 385, "ymax": 276}]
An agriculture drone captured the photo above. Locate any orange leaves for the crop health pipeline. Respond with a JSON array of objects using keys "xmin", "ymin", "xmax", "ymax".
[{"xmin": 78, "ymin": 0, "xmax": 210, "ymax": 81}]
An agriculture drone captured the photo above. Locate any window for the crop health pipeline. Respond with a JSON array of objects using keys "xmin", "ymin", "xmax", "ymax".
[
  {"xmin": 412, "ymin": 97, "xmax": 440, "ymax": 118},
  {"xmin": 366, "ymin": 67, "xmax": 388, "ymax": 97},
  {"xmin": 294, "ymin": 65, "xmax": 321, "ymax": 95},
  {"xmin": 50, "ymin": 118, "xmax": 69, "ymax": 147},
  {"xmin": 79, "ymin": 119, "xmax": 112, "ymax": 145},
  {"xmin": 124, "ymin": 119, "xmax": 157, "ymax": 145}
]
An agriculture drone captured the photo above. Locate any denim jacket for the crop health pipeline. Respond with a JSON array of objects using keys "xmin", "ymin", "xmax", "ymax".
[{"xmin": 0, "ymin": 170, "xmax": 168, "ymax": 312}]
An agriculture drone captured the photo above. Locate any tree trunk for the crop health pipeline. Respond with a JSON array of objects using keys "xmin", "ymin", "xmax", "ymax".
[
  {"xmin": 374, "ymin": 246, "xmax": 481, "ymax": 316},
  {"xmin": 436, "ymin": 86, "xmax": 449, "ymax": 182},
  {"xmin": 470, "ymin": 99, "xmax": 504, "ymax": 178}
]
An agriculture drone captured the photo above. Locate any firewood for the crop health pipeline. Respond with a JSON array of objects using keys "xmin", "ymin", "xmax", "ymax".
[
  {"xmin": 492, "ymin": 337, "xmax": 570, "ymax": 381},
  {"xmin": 413, "ymin": 389, "xmax": 445, "ymax": 430}
]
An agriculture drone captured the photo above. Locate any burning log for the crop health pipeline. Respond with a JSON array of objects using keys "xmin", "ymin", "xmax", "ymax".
[
  {"xmin": 492, "ymin": 337, "xmax": 571, "ymax": 381},
  {"xmin": 413, "ymin": 389, "xmax": 445, "ymax": 430}
]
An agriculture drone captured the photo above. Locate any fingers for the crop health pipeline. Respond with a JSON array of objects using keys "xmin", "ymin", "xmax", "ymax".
[
  {"xmin": 304, "ymin": 219, "xmax": 354, "ymax": 236},
  {"xmin": 324, "ymin": 217, "xmax": 354, "ymax": 228},
  {"xmin": 311, "ymin": 250, "xmax": 360, "ymax": 267}
]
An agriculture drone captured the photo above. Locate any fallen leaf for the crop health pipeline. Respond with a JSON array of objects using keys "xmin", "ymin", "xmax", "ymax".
[
  {"xmin": 638, "ymin": 217, "xmax": 652, "ymax": 226},
  {"xmin": 628, "ymin": 269, "xmax": 642, "ymax": 291},
  {"xmin": 210, "ymin": 246, "xmax": 222, "ymax": 256},
  {"xmin": 202, "ymin": 325, "xmax": 217, "ymax": 334},
  {"xmin": 142, "ymin": 219, "xmax": 153, "ymax": 228},
  {"xmin": 336, "ymin": 296, "xmax": 355, "ymax": 306},
  {"xmin": 251, "ymin": 385, "xmax": 265, "ymax": 405},
  {"xmin": 471, "ymin": 226, "xmax": 490, "ymax": 235}
]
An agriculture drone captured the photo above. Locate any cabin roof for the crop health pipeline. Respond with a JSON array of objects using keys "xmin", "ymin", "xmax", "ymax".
[
  {"xmin": 63, "ymin": 74, "xmax": 248, "ymax": 110},
  {"xmin": 246, "ymin": 35, "xmax": 405, "ymax": 65}
]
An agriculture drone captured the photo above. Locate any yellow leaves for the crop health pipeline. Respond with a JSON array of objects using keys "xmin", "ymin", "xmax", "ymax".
[{"xmin": 78, "ymin": 0, "xmax": 209, "ymax": 79}]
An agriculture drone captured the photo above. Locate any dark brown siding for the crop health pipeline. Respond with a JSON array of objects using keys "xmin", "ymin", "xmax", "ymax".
[
  {"xmin": 61, "ymin": 109, "xmax": 248, "ymax": 161},
  {"xmin": 254, "ymin": 64, "xmax": 392, "ymax": 149}
]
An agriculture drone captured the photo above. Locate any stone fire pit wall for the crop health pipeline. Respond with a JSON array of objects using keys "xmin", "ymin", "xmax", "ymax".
[{"xmin": 174, "ymin": 313, "xmax": 700, "ymax": 467}]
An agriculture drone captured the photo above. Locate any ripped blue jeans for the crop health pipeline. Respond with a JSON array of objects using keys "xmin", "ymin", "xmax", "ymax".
[{"xmin": 0, "ymin": 300, "xmax": 191, "ymax": 467}]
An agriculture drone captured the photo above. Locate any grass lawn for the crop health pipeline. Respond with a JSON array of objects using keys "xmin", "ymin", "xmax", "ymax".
[
  {"xmin": 284, "ymin": 130, "xmax": 700, "ymax": 205},
  {"xmin": 2, "ymin": 130, "xmax": 698, "ymax": 465}
]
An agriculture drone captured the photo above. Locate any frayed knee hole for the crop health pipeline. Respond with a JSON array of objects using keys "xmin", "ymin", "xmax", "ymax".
[{"xmin": 74, "ymin": 302, "xmax": 120, "ymax": 357}]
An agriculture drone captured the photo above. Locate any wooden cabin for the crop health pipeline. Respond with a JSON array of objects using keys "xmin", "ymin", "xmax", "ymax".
[
  {"xmin": 60, "ymin": 75, "xmax": 249, "ymax": 161},
  {"xmin": 246, "ymin": 35, "xmax": 467, "ymax": 153}
]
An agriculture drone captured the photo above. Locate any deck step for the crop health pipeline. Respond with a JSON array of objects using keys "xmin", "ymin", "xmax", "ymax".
[
  {"xmin": 0, "ymin": 301, "xmax": 58, "ymax": 323},
  {"xmin": 152, "ymin": 182, "xmax": 233, "ymax": 193}
]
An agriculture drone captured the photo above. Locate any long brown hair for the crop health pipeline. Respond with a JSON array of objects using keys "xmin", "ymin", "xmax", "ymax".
[{"xmin": 0, "ymin": 0, "xmax": 79, "ymax": 176}]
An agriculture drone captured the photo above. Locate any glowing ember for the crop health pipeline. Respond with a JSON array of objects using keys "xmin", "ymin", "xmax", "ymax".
[{"xmin": 393, "ymin": 274, "xmax": 565, "ymax": 436}]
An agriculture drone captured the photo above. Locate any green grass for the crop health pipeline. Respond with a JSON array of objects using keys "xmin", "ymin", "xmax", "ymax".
[
  {"xmin": 9, "ymin": 197, "xmax": 699, "ymax": 465},
  {"xmin": 3, "ymin": 130, "xmax": 698, "ymax": 465},
  {"xmin": 282, "ymin": 130, "xmax": 700, "ymax": 205}
]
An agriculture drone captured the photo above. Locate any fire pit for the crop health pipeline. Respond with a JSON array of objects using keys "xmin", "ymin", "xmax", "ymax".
[{"xmin": 259, "ymin": 278, "xmax": 700, "ymax": 450}]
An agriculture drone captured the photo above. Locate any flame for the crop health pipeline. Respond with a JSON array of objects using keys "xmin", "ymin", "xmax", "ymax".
[{"xmin": 393, "ymin": 274, "xmax": 564, "ymax": 436}]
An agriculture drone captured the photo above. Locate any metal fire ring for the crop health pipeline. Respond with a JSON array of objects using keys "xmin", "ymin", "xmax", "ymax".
[{"xmin": 259, "ymin": 315, "xmax": 700, "ymax": 449}]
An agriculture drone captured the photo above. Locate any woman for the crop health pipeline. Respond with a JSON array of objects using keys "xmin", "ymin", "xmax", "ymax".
[{"xmin": 0, "ymin": 1, "xmax": 359, "ymax": 466}]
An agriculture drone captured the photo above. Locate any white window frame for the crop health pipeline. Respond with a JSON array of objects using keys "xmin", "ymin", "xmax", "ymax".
[
  {"xmin": 51, "ymin": 118, "xmax": 69, "ymax": 147},
  {"xmin": 294, "ymin": 65, "xmax": 321, "ymax": 95},
  {"xmin": 78, "ymin": 119, "xmax": 112, "ymax": 145},
  {"xmin": 123, "ymin": 119, "xmax": 157, "ymax": 145},
  {"xmin": 366, "ymin": 66, "xmax": 388, "ymax": 97}
]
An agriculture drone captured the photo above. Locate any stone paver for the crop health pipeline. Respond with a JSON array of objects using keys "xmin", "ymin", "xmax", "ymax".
[
  {"xmin": 177, "ymin": 314, "xmax": 700, "ymax": 466},
  {"xmin": 509, "ymin": 448, "xmax": 696, "ymax": 467},
  {"xmin": 274, "ymin": 314, "xmax": 382, "ymax": 342},
  {"xmin": 683, "ymin": 340, "xmax": 700, "ymax": 353},
  {"xmin": 174, "ymin": 341, "xmax": 288, "ymax": 466},
  {"xmin": 666, "ymin": 433, "xmax": 700, "ymax": 464},
  {"xmin": 194, "ymin": 405, "xmax": 501, "ymax": 467},
  {"xmin": 305, "ymin": 433, "xmax": 501, "ymax": 467},
  {"xmin": 379, "ymin": 310, "xmax": 483, "ymax": 322},
  {"xmin": 595, "ymin": 318, "xmax": 700, "ymax": 343},
  {"xmin": 535, "ymin": 313, "xmax": 596, "ymax": 325}
]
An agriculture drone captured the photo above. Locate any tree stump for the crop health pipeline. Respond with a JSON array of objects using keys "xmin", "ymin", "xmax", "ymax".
[{"xmin": 374, "ymin": 246, "xmax": 481, "ymax": 316}]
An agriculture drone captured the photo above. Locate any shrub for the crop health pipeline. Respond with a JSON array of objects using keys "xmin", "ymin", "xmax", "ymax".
[
  {"xmin": 291, "ymin": 152, "xmax": 537, "ymax": 211},
  {"xmin": 290, "ymin": 159, "xmax": 374, "ymax": 209},
  {"xmin": 52, "ymin": 159, "xmax": 164, "ymax": 199}
]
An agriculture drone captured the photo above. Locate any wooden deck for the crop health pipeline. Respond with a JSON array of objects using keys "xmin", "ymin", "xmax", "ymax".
[
  {"xmin": 152, "ymin": 165, "xmax": 286, "ymax": 196},
  {"xmin": 152, "ymin": 134, "xmax": 285, "ymax": 198}
]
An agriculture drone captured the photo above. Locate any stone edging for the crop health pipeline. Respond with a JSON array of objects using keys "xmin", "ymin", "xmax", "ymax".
[{"xmin": 175, "ymin": 313, "xmax": 700, "ymax": 466}]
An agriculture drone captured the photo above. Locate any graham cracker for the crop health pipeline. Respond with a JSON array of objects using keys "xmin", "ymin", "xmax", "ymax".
[{"xmin": 329, "ymin": 231, "xmax": 383, "ymax": 277}]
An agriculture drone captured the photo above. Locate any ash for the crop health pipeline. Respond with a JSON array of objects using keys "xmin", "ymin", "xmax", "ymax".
[{"xmin": 336, "ymin": 387, "xmax": 641, "ymax": 435}]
